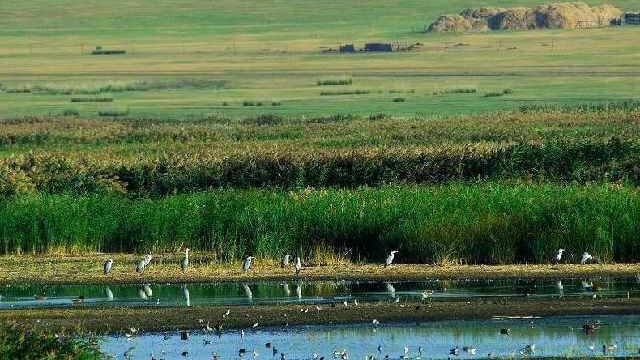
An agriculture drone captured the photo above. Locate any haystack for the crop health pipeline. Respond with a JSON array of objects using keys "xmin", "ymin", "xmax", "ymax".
[
  {"xmin": 535, "ymin": 2, "xmax": 621, "ymax": 29},
  {"xmin": 426, "ymin": 15, "xmax": 473, "ymax": 32},
  {"xmin": 426, "ymin": 2, "xmax": 622, "ymax": 32},
  {"xmin": 491, "ymin": 7, "xmax": 537, "ymax": 30}
]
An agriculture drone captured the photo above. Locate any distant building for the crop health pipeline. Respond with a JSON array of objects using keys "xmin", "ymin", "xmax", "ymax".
[
  {"xmin": 339, "ymin": 44, "xmax": 355, "ymax": 53},
  {"xmin": 624, "ymin": 12, "xmax": 640, "ymax": 25},
  {"xmin": 364, "ymin": 43, "xmax": 393, "ymax": 52}
]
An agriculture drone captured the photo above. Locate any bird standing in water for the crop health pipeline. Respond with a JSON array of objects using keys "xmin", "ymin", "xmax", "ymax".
[
  {"xmin": 103, "ymin": 259, "xmax": 113, "ymax": 275},
  {"xmin": 385, "ymin": 250, "xmax": 399, "ymax": 267}
]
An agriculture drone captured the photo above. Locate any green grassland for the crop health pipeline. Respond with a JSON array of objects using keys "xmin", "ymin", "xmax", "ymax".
[{"xmin": 0, "ymin": 0, "xmax": 639, "ymax": 119}]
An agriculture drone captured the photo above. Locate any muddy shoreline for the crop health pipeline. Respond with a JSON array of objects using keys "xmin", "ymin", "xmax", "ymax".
[{"xmin": 3, "ymin": 297, "xmax": 639, "ymax": 333}]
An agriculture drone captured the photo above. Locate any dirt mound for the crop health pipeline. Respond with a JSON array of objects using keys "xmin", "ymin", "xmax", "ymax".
[{"xmin": 427, "ymin": 2, "xmax": 622, "ymax": 32}]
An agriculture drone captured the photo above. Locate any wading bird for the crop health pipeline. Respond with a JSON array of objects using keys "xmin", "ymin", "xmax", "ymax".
[
  {"xmin": 385, "ymin": 250, "xmax": 399, "ymax": 267},
  {"xmin": 295, "ymin": 256, "xmax": 302, "ymax": 275},
  {"xmin": 242, "ymin": 256, "xmax": 254, "ymax": 272},
  {"xmin": 581, "ymin": 252, "xmax": 593, "ymax": 264},
  {"xmin": 555, "ymin": 249, "xmax": 565, "ymax": 264},
  {"xmin": 181, "ymin": 247, "xmax": 190, "ymax": 272},
  {"xmin": 143, "ymin": 254, "xmax": 153, "ymax": 266},
  {"xmin": 135, "ymin": 257, "xmax": 146, "ymax": 274},
  {"xmin": 281, "ymin": 254, "xmax": 290, "ymax": 268},
  {"xmin": 103, "ymin": 259, "xmax": 113, "ymax": 275}
]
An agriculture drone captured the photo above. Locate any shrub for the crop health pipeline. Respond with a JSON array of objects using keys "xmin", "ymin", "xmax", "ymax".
[
  {"xmin": 0, "ymin": 322, "xmax": 104, "ymax": 359},
  {"xmin": 317, "ymin": 78, "xmax": 353, "ymax": 86},
  {"xmin": 392, "ymin": 97, "xmax": 406, "ymax": 102}
]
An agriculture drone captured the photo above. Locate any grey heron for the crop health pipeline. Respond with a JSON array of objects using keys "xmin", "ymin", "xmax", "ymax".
[
  {"xmin": 385, "ymin": 250, "xmax": 399, "ymax": 267},
  {"xmin": 103, "ymin": 259, "xmax": 113, "ymax": 275},
  {"xmin": 555, "ymin": 249, "xmax": 565, "ymax": 264},
  {"xmin": 143, "ymin": 284, "xmax": 153, "ymax": 297},
  {"xmin": 181, "ymin": 247, "xmax": 190, "ymax": 272},
  {"xmin": 581, "ymin": 252, "xmax": 593, "ymax": 264},
  {"xmin": 281, "ymin": 254, "xmax": 290, "ymax": 268},
  {"xmin": 242, "ymin": 256, "xmax": 254, "ymax": 272},
  {"xmin": 294, "ymin": 256, "xmax": 302, "ymax": 275},
  {"xmin": 135, "ymin": 257, "xmax": 146, "ymax": 274},
  {"xmin": 143, "ymin": 254, "xmax": 153, "ymax": 266}
]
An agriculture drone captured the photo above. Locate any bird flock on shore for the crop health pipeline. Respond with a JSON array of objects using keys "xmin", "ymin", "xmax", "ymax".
[{"xmin": 103, "ymin": 248, "xmax": 598, "ymax": 277}]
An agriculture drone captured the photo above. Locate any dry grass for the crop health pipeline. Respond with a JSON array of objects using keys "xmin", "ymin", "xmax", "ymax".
[{"xmin": 1, "ymin": 254, "xmax": 639, "ymax": 285}]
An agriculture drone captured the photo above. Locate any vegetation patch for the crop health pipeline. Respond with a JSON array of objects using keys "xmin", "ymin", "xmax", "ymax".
[
  {"xmin": 70, "ymin": 97, "xmax": 114, "ymax": 103},
  {"xmin": 433, "ymin": 88, "xmax": 477, "ymax": 95},
  {"xmin": 0, "ymin": 79, "xmax": 226, "ymax": 96},
  {"xmin": 0, "ymin": 322, "xmax": 103, "ymax": 359},
  {"xmin": 320, "ymin": 89, "xmax": 370, "ymax": 96},
  {"xmin": 98, "ymin": 107, "xmax": 129, "ymax": 117},
  {"xmin": 317, "ymin": 78, "xmax": 353, "ymax": 86},
  {"xmin": 1, "ymin": 184, "xmax": 640, "ymax": 265},
  {"xmin": 484, "ymin": 89, "xmax": 513, "ymax": 97}
]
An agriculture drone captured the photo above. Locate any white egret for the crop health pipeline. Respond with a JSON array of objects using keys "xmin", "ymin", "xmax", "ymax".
[
  {"xmin": 385, "ymin": 251, "xmax": 399, "ymax": 267},
  {"xmin": 581, "ymin": 252, "xmax": 593, "ymax": 264}
]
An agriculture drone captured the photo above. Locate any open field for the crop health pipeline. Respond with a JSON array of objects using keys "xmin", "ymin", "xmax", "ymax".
[{"xmin": 1, "ymin": 0, "xmax": 639, "ymax": 119}]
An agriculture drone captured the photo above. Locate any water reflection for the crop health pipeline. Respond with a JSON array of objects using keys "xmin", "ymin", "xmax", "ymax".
[
  {"xmin": 1, "ymin": 277, "xmax": 639, "ymax": 309},
  {"xmin": 100, "ymin": 315, "xmax": 640, "ymax": 359}
]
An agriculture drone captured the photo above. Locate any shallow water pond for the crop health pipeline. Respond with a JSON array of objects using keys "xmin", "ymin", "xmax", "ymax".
[
  {"xmin": 101, "ymin": 315, "xmax": 640, "ymax": 359},
  {"xmin": 1, "ymin": 277, "xmax": 638, "ymax": 309}
]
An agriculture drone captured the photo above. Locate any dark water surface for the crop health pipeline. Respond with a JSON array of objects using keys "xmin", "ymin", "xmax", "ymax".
[
  {"xmin": 100, "ymin": 315, "xmax": 640, "ymax": 359},
  {"xmin": 1, "ymin": 277, "xmax": 638, "ymax": 309}
]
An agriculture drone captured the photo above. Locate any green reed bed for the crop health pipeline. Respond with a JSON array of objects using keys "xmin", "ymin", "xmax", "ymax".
[
  {"xmin": 1, "ymin": 183, "xmax": 639, "ymax": 264},
  {"xmin": 0, "ymin": 322, "xmax": 103, "ymax": 359}
]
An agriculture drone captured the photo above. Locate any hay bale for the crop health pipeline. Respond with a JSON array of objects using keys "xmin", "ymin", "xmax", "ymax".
[
  {"xmin": 428, "ymin": 2, "xmax": 622, "ymax": 33},
  {"xmin": 491, "ymin": 7, "xmax": 537, "ymax": 30},
  {"xmin": 426, "ymin": 15, "xmax": 474, "ymax": 32},
  {"xmin": 534, "ymin": 2, "xmax": 622, "ymax": 29},
  {"xmin": 591, "ymin": 4, "xmax": 623, "ymax": 25},
  {"xmin": 460, "ymin": 7, "xmax": 505, "ymax": 20}
]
